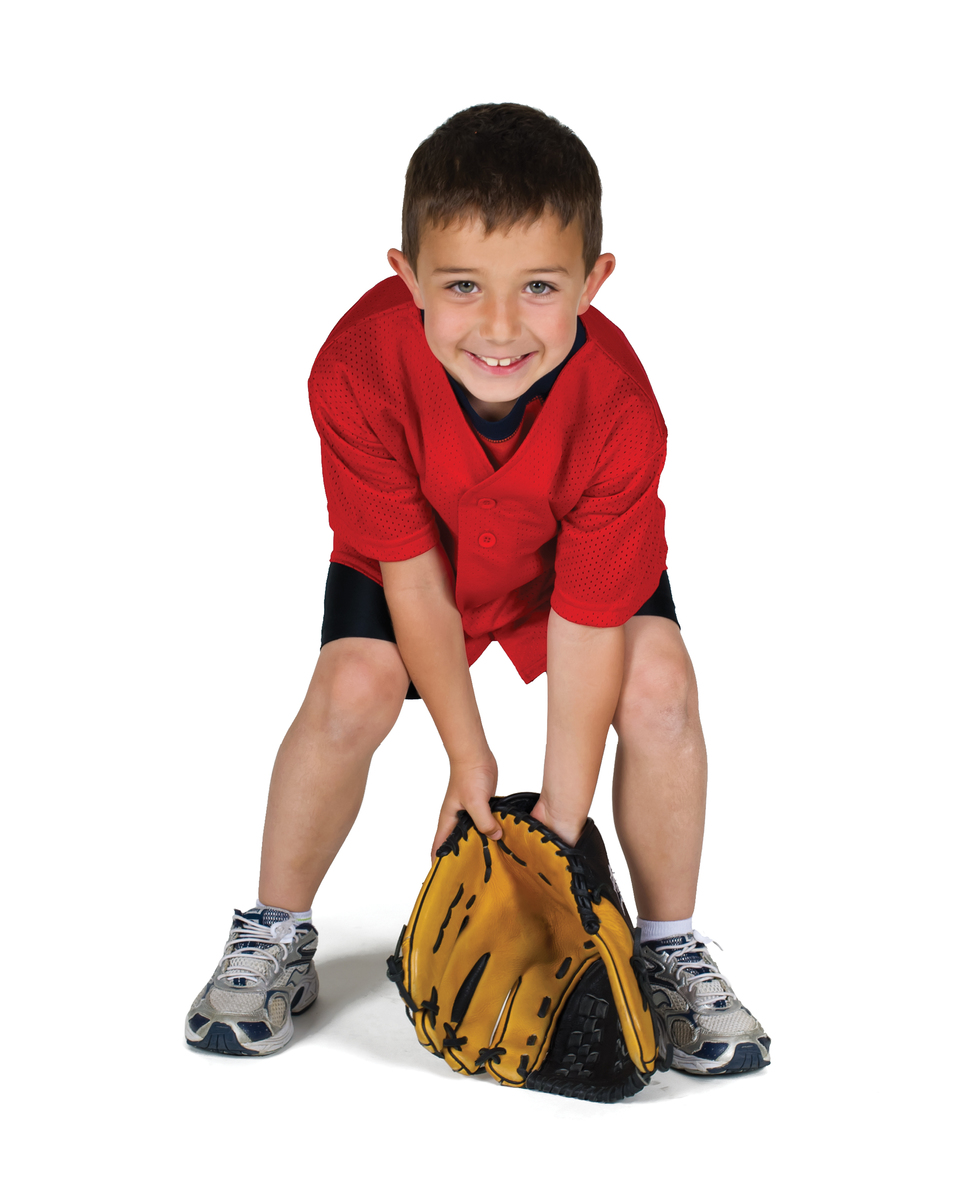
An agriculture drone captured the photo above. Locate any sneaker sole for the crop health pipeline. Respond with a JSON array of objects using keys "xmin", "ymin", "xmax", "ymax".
[{"xmin": 671, "ymin": 1039, "xmax": 770, "ymax": 1075}]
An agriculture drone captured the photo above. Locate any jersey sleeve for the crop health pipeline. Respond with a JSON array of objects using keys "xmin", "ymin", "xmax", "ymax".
[
  {"xmin": 309, "ymin": 356, "xmax": 439, "ymax": 563},
  {"xmin": 551, "ymin": 398, "xmax": 667, "ymax": 627}
]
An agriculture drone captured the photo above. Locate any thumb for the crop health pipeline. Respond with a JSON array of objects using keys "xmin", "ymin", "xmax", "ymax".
[{"xmin": 469, "ymin": 803, "xmax": 502, "ymax": 841}]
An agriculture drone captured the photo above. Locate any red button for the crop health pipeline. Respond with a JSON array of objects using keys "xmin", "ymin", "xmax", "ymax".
[
  {"xmin": 478, "ymin": 532, "xmax": 497, "ymax": 548},
  {"xmin": 478, "ymin": 498, "xmax": 496, "ymax": 509}
]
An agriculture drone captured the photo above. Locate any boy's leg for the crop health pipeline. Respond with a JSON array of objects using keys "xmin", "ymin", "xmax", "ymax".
[
  {"xmin": 612, "ymin": 616, "xmax": 770, "ymax": 1073},
  {"xmin": 259, "ymin": 636, "xmax": 411, "ymax": 912},
  {"xmin": 186, "ymin": 635, "xmax": 409, "ymax": 1057},
  {"xmin": 611, "ymin": 614, "xmax": 706, "ymax": 921}
]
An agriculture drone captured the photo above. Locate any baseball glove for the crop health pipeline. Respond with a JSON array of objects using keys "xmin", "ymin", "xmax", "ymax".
[{"xmin": 386, "ymin": 792, "xmax": 670, "ymax": 1102}]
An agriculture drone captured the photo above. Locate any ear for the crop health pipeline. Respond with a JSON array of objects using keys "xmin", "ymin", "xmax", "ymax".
[
  {"xmin": 387, "ymin": 248, "xmax": 425, "ymax": 308},
  {"xmin": 577, "ymin": 253, "xmax": 616, "ymax": 315}
]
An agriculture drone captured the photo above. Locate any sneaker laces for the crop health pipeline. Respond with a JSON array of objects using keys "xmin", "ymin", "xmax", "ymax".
[
  {"xmin": 660, "ymin": 930, "xmax": 737, "ymax": 1011},
  {"xmin": 216, "ymin": 913, "xmax": 298, "ymax": 988}
]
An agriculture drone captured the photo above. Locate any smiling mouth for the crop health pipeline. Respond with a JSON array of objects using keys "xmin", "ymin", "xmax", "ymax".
[{"xmin": 465, "ymin": 350, "xmax": 534, "ymax": 372}]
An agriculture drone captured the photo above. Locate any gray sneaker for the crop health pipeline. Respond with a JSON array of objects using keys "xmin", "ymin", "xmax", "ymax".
[
  {"xmin": 185, "ymin": 907, "xmax": 319, "ymax": 1056},
  {"xmin": 637, "ymin": 931, "xmax": 770, "ymax": 1074}
]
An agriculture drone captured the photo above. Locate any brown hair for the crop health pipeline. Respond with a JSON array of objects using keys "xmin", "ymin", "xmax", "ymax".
[{"xmin": 402, "ymin": 103, "xmax": 602, "ymax": 275}]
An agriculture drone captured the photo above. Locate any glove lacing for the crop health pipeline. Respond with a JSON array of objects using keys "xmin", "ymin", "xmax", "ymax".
[{"xmin": 216, "ymin": 915, "xmax": 298, "ymax": 988}]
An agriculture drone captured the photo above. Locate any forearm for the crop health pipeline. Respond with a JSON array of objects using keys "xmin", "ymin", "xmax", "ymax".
[
  {"xmin": 380, "ymin": 548, "xmax": 488, "ymax": 763},
  {"xmin": 535, "ymin": 609, "xmax": 625, "ymax": 843},
  {"xmin": 382, "ymin": 548, "xmax": 500, "ymax": 851}
]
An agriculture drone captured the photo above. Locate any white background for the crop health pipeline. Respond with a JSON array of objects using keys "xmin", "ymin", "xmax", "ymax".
[{"xmin": 3, "ymin": 2, "xmax": 956, "ymax": 1196}]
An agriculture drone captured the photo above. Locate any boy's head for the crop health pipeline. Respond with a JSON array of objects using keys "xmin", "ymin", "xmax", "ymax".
[
  {"xmin": 388, "ymin": 104, "xmax": 615, "ymax": 410},
  {"xmin": 401, "ymin": 103, "xmax": 603, "ymax": 277}
]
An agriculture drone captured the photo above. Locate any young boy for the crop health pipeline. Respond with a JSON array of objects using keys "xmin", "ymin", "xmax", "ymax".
[{"xmin": 186, "ymin": 103, "xmax": 770, "ymax": 1075}]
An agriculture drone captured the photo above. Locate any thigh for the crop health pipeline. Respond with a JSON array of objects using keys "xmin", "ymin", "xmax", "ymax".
[{"xmin": 320, "ymin": 562, "xmax": 421, "ymax": 700}]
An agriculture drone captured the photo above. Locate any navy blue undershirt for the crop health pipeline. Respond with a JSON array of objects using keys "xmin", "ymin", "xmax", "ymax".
[{"xmin": 428, "ymin": 317, "xmax": 588, "ymax": 443}]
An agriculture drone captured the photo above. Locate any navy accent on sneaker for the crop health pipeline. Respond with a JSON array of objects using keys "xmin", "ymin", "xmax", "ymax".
[
  {"xmin": 257, "ymin": 908, "xmax": 292, "ymax": 926},
  {"xmin": 188, "ymin": 1021, "xmax": 258, "ymax": 1056},
  {"xmin": 236, "ymin": 1021, "xmax": 272, "ymax": 1042},
  {"xmin": 187, "ymin": 1013, "xmax": 209, "ymax": 1034},
  {"xmin": 692, "ymin": 1042, "xmax": 729, "ymax": 1060},
  {"xmin": 706, "ymin": 1043, "xmax": 769, "ymax": 1074}
]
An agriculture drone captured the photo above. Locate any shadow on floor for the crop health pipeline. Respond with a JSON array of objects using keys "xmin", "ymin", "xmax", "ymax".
[
  {"xmin": 291, "ymin": 948, "xmax": 768, "ymax": 1101},
  {"xmin": 291, "ymin": 946, "xmax": 450, "ymax": 1075},
  {"xmin": 293, "ymin": 947, "xmax": 395, "ymax": 1034}
]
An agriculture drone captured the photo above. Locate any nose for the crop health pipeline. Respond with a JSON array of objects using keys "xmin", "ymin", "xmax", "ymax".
[{"xmin": 478, "ymin": 292, "xmax": 521, "ymax": 346}]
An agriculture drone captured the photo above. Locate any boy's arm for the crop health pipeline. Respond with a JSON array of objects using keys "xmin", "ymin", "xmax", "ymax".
[
  {"xmin": 531, "ymin": 609, "xmax": 625, "ymax": 845},
  {"xmin": 537, "ymin": 399, "xmax": 665, "ymax": 842},
  {"xmin": 380, "ymin": 547, "xmax": 502, "ymax": 855}
]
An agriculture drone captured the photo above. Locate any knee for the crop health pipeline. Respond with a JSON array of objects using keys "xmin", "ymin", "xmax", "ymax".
[
  {"xmin": 613, "ymin": 653, "xmax": 699, "ymax": 745},
  {"xmin": 297, "ymin": 641, "xmax": 409, "ymax": 750}
]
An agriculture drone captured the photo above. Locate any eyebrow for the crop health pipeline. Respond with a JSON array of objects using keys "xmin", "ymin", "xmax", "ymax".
[{"xmin": 432, "ymin": 265, "xmax": 570, "ymax": 276}]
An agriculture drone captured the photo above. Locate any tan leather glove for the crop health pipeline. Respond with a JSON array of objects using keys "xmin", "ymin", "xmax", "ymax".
[{"xmin": 387, "ymin": 792, "xmax": 669, "ymax": 1103}]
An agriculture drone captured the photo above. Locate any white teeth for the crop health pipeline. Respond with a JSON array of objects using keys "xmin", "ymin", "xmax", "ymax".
[{"xmin": 477, "ymin": 354, "xmax": 526, "ymax": 367}]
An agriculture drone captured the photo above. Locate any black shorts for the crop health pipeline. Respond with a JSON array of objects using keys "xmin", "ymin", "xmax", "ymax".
[{"xmin": 320, "ymin": 562, "xmax": 679, "ymax": 700}]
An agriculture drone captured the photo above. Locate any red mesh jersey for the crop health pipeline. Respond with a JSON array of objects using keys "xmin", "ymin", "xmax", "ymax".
[{"xmin": 309, "ymin": 277, "xmax": 668, "ymax": 684}]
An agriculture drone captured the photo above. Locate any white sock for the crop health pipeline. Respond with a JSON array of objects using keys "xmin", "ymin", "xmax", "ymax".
[
  {"xmin": 255, "ymin": 899, "xmax": 313, "ymax": 923},
  {"xmin": 637, "ymin": 916, "xmax": 693, "ymax": 943}
]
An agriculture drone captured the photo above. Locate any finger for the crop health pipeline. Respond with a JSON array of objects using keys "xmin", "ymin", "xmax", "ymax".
[
  {"xmin": 431, "ymin": 813, "xmax": 456, "ymax": 858},
  {"xmin": 432, "ymin": 801, "xmax": 467, "ymax": 857},
  {"xmin": 465, "ymin": 801, "xmax": 501, "ymax": 841}
]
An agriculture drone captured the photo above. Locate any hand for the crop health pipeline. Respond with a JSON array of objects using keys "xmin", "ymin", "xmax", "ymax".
[
  {"xmin": 431, "ymin": 753, "xmax": 500, "ymax": 857},
  {"xmin": 530, "ymin": 792, "xmax": 586, "ymax": 847}
]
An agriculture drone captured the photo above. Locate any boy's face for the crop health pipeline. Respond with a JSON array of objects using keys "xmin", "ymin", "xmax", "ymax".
[{"xmin": 388, "ymin": 212, "xmax": 614, "ymax": 416}]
